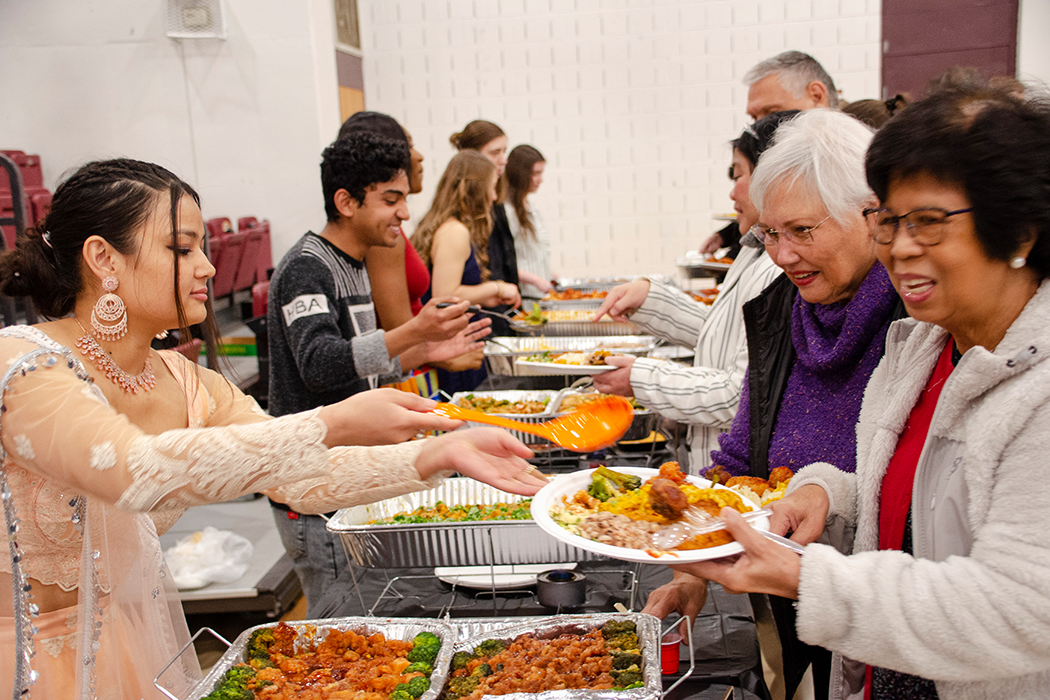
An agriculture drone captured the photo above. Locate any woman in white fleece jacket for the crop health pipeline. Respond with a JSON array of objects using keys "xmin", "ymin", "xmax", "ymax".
[{"xmin": 674, "ymin": 86, "xmax": 1050, "ymax": 699}]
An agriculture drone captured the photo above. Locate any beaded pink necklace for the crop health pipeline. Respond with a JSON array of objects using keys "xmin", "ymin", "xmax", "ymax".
[{"xmin": 73, "ymin": 317, "xmax": 156, "ymax": 394}]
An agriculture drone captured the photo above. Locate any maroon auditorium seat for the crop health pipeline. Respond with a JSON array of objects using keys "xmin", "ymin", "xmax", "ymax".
[
  {"xmin": 252, "ymin": 280, "xmax": 270, "ymax": 318},
  {"xmin": 211, "ymin": 230, "xmax": 246, "ymax": 299},
  {"xmin": 237, "ymin": 216, "xmax": 258, "ymax": 232},
  {"xmin": 250, "ymin": 221, "xmax": 273, "ymax": 283},
  {"xmin": 233, "ymin": 227, "xmax": 263, "ymax": 295}
]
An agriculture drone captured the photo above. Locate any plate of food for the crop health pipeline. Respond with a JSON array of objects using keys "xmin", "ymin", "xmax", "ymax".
[
  {"xmin": 514, "ymin": 349, "xmax": 622, "ymax": 375},
  {"xmin": 530, "ymin": 462, "xmax": 770, "ymax": 563}
]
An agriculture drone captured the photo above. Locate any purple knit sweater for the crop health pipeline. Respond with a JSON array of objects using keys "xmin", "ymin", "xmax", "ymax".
[{"xmin": 711, "ymin": 263, "xmax": 898, "ymax": 476}]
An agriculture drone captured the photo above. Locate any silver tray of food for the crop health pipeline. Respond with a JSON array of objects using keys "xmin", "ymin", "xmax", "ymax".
[
  {"xmin": 328, "ymin": 478, "xmax": 603, "ymax": 568},
  {"xmin": 537, "ymin": 289, "xmax": 609, "ymax": 310},
  {"xmin": 187, "ymin": 617, "xmax": 455, "ymax": 700},
  {"xmin": 676, "ymin": 255, "xmax": 733, "ymax": 278},
  {"xmin": 555, "ymin": 276, "xmax": 632, "ymax": 290},
  {"xmin": 510, "ymin": 309, "xmax": 640, "ymax": 337},
  {"xmin": 445, "ymin": 612, "xmax": 660, "ymax": 700},
  {"xmin": 446, "ymin": 390, "xmax": 559, "ymax": 443},
  {"xmin": 484, "ymin": 336, "xmax": 656, "ymax": 377},
  {"xmin": 551, "ymin": 389, "xmax": 657, "ymax": 442}
]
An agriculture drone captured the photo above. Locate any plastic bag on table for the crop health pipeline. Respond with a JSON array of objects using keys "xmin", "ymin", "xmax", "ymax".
[{"xmin": 163, "ymin": 525, "xmax": 253, "ymax": 590}]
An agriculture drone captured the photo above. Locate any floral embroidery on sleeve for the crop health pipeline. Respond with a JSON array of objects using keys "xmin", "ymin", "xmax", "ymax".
[
  {"xmin": 89, "ymin": 441, "xmax": 117, "ymax": 471},
  {"xmin": 13, "ymin": 434, "xmax": 34, "ymax": 460}
]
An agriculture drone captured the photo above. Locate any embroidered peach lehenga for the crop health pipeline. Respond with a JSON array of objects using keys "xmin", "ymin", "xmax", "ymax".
[{"xmin": 0, "ymin": 326, "xmax": 445, "ymax": 699}]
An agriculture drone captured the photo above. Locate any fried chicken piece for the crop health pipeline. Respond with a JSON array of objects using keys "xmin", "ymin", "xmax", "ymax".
[
  {"xmin": 649, "ymin": 478, "xmax": 690, "ymax": 519},
  {"xmin": 768, "ymin": 467, "xmax": 794, "ymax": 488},
  {"xmin": 724, "ymin": 475, "xmax": 771, "ymax": 496},
  {"xmin": 656, "ymin": 461, "xmax": 687, "ymax": 484}
]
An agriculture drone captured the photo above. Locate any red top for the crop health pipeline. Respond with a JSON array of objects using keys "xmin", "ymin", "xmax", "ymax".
[
  {"xmin": 403, "ymin": 231, "xmax": 430, "ymax": 316},
  {"xmin": 865, "ymin": 339, "xmax": 955, "ymax": 699},
  {"xmin": 878, "ymin": 339, "xmax": 956, "ymax": 551}
]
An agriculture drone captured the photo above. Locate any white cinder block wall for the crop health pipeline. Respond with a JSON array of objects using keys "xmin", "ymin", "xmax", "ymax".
[{"xmin": 360, "ymin": 0, "xmax": 882, "ymax": 278}]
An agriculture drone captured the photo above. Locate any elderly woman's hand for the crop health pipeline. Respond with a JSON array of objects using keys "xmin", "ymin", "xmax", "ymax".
[
  {"xmin": 767, "ymin": 484, "xmax": 830, "ymax": 545},
  {"xmin": 670, "ymin": 508, "xmax": 803, "ymax": 599},
  {"xmin": 591, "ymin": 355, "xmax": 636, "ymax": 396},
  {"xmin": 413, "ymin": 428, "xmax": 546, "ymax": 495},
  {"xmin": 319, "ymin": 389, "xmax": 462, "ymax": 447},
  {"xmin": 592, "ymin": 279, "xmax": 650, "ymax": 322}
]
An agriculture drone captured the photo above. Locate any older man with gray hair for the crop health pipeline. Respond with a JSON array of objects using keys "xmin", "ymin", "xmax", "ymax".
[{"xmin": 745, "ymin": 50, "xmax": 839, "ymax": 120}]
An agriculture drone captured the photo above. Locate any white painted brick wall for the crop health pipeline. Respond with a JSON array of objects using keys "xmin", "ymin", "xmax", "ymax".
[{"xmin": 361, "ymin": 0, "xmax": 880, "ymax": 278}]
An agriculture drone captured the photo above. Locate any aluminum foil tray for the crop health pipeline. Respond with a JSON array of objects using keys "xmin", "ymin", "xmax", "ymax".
[
  {"xmin": 556, "ymin": 277, "xmax": 633, "ymax": 290},
  {"xmin": 510, "ymin": 318, "xmax": 641, "ymax": 337},
  {"xmin": 328, "ymin": 478, "xmax": 603, "ymax": 568},
  {"xmin": 484, "ymin": 336, "xmax": 656, "ymax": 376},
  {"xmin": 187, "ymin": 617, "xmax": 455, "ymax": 700},
  {"xmin": 551, "ymin": 389, "xmax": 657, "ymax": 442},
  {"xmin": 447, "ymin": 390, "xmax": 559, "ymax": 444},
  {"xmin": 447, "ymin": 612, "xmax": 661, "ymax": 700},
  {"xmin": 538, "ymin": 298, "xmax": 605, "ymax": 310}
]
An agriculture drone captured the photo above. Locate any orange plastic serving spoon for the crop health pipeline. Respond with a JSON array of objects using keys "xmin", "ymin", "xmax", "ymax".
[{"xmin": 433, "ymin": 395, "xmax": 635, "ymax": 452}]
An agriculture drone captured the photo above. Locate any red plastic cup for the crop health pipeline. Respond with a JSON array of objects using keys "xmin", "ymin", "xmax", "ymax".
[{"xmin": 660, "ymin": 633, "xmax": 682, "ymax": 674}]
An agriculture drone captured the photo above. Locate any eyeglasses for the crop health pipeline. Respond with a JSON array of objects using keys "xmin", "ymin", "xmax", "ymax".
[
  {"xmin": 749, "ymin": 215, "xmax": 831, "ymax": 247},
  {"xmin": 864, "ymin": 207, "xmax": 973, "ymax": 246}
]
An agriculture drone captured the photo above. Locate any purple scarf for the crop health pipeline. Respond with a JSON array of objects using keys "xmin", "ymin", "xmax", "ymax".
[{"xmin": 712, "ymin": 262, "xmax": 898, "ymax": 475}]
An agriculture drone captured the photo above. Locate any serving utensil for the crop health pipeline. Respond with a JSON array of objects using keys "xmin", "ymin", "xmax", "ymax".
[
  {"xmin": 432, "ymin": 395, "xmax": 634, "ymax": 452},
  {"xmin": 651, "ymin": 506, "xmax": 804, "ymax": 554},
  {"xmin": 435, "ymin": 301, "xmax": 517, "ymax": 321}
]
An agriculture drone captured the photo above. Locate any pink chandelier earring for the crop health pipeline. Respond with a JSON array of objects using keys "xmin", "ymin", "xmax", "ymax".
[{"xmin": 91, "ymin": 276, "xmax": 127, "ymax": 341}]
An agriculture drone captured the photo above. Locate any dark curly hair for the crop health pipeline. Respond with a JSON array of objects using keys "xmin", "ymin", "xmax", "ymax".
[
  {"xmin": 336, "ymin": 111, "xmax": 409, "ymax": 145},
  {"xmin": 0, "ymin": 158, "xmax": 223, "ymax": 365},
  {"xmin": 866, "ymin": 85, "xmax": 1050, "ymax": 279},
  {"xmin": 321, "ymin": 131, "xmax": 410, "ymax": 222}
]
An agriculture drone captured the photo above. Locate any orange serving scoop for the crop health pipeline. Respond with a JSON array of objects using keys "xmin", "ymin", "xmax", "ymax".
[{"xmin": 433, "ymin": 395, "xmax": 634, "ymax": 452}]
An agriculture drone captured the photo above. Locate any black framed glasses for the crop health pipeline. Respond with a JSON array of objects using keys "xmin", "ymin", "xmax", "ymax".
[
  {"xmin": 864, "ymin": 207, "xmax": 973, "ymax": 246},
  {"xmin": 749, "ymin": 215, "xmax": 831, "ymax": 246}
]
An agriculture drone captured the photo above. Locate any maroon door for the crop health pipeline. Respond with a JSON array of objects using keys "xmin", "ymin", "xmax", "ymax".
[{"xmin": 882, "ymin": 0, "xmax": 1019, "ymax": 99}]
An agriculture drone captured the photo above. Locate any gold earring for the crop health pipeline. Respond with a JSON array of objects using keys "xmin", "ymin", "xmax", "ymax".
[{"xmin": 91, "ymin": 276, "xmax": 127, "ymax": 341}]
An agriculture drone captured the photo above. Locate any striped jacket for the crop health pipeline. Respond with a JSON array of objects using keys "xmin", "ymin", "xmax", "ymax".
[{"xmin": 628, "ymin": 242, "xmax": 782, "ymax": 472}]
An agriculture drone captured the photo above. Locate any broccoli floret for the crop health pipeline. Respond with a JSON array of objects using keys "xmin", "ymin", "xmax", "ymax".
[
  {"xmin": 445, "ymin": 676, "xmax": 480, "ymax": 700},
  {"xmin": 600, "ymin": 620, "xmax": 637, "ymax": 639},
  {"xmin": 202, "ymin": 665, "xmax": 255, "ymax": 700},
  {"xmin": 596, "ymin": 466, "xmax": 642, "ymax": 492},
  {"xmin": 407, "ymin": 631, "xmax": 441, "ymax": 664},
  {"xmin": 589, "ymin": 467, "xmax": 643, "ymax": 501},
  {"xmin": 605, "ymin": 632, "xmax": 640, "ymax": 652},
  {"xmin": 390, "ymin": 690, "xmax": 413, "ymax": 700},
  {"xmin": 451, "ymin": 651, "xmax": 473, "ymax": 671},
  {"xmin": 246, "ymin": 627, "xmax": 275, "ymax": 664},
  {"xmin": 470, "ymin": 663, "xmax": 493, "ymax": 678},
  {"xmin": 611, "ymin": 669, "xmax": 643, "ymax": 688},
  {"xmin": 471, "ymin": 639, "xmax": 506, "ymax": 658},
  {"xmin": 611, "ymin": 650, "xmax": 643, "ymax": 670},
  {"xmin": 406, "ymin": 675, "xmax": 430, "ymax": 697},
  {"xmin": 405, "ymin": 661, "xmax": 434, "ymax": 676},
  {"xmin": 587, "ymin": 474, "xmax": 619, "ymax": 502}
]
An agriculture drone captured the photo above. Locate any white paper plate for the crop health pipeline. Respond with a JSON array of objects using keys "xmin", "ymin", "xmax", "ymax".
[
  {"xmin": 514, "ymin": 359, "xmax": 618, "ymax": 375},
  {"xmin": 530, "ymin": 467, "xmax": 768, "ymax": 564},
  {"xmin": 434, "ymin": 563, "xmax": 577, "ymax": 590}
]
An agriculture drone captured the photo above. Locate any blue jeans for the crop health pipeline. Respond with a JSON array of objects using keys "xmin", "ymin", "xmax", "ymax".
[{"xmin": 271, "ymin": 506, "xmax": 365, "ymax": 619}]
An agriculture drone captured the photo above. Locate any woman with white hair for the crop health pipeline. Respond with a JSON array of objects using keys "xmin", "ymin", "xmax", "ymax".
[{"xmin": 643, "ymin": 109, "xmax": 905, "ymax": 700}]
